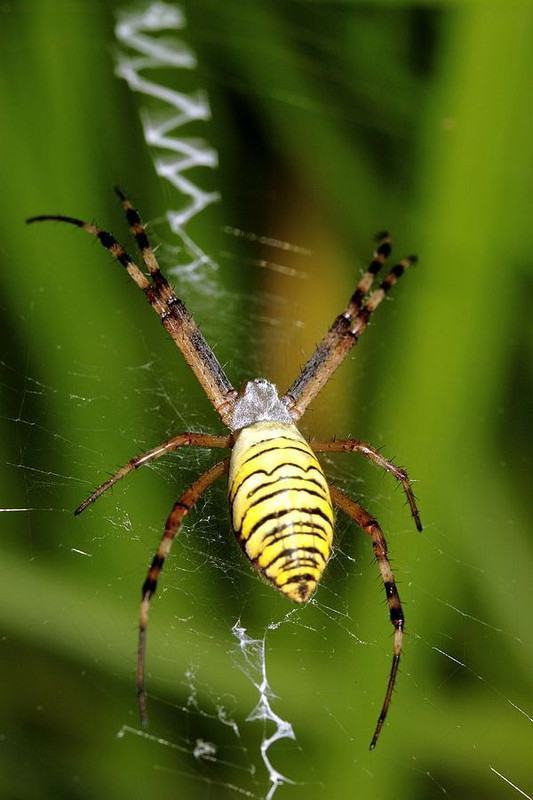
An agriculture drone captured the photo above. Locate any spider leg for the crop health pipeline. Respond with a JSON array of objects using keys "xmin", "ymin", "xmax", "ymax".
[
  {"xmin": 312, "ymin": 439, "xmax": 422, "ymax": 532},
  {"xmin": 329, "ymin": 484, "xmax": 404, "ymax": 750},
  {"xmin": 26, "ymin": 204, "xmax": 237, "ymax": 426},
  {"xmin": 26, "ymin": 213, "xmax": 151, "ymax": 288},
  {"xmin": 137, "ymin": 458, "xmax": 230, "ymax": 725},
  {"xmin": 281, "ymin": 234, "xmax": 391, "ymax": 417},
  {"xmin": 75, "ymin": 432, "xmax": 232, "ymax": 515},
  {"xmin": 340, "ymin": 231, "xmax": 392, "ymax": 319},
  {"xmin": 350, "ymin": 255, "xmax": 417, "ymax": 338},
  {"xmin": 115, "ymin": 186, "xmax": 160, "ymax": 277},
  {"xmin": 282, "ymin": 237, "xmax": 416, "ymax": 421}
]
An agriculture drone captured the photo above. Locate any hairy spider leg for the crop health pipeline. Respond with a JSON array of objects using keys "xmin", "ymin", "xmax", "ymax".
[
  {"xmin": 75, "ymin": 433, "xmax": 232, "ymax": 515},
  {"xmin": 137, "ymin": 458, "xmax": 230, "ymax": 725},
  {"xmin": 283, "ymin": 245, "xmax": 417, "ymax": 420},
  {"xmin": 114, "ymin": 185, "xmax": 161, "ymax": 276},
  {"xmin": 351, "ymin": 255, "xmax": 417, "ymax": 337},
  {"xmin": 312, "ymin": 439, "xmax": 422, "ymax": 532},
  {"xmin": 26, "ymin": 203, "xmax": 237, "ymax": 426},
  {"xmin": 329, "ymin": 484, "xmax": 405, "ymax": 750},
  {"xmin": 343, "ymin": 231, "xmax": 393, "ymax": 318},
  {"xmin": 282, "ymin": 232, "xmax": 392, "ymax": 416}
]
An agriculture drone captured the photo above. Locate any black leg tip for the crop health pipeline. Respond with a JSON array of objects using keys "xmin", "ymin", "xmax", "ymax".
[
  {"xmin": 74, "ymin": 497, "xmax": 92, "ymax": 515},
  {"xmin": 374, "ymin": 230, "xmax": 391, "ymax": 242},
  {"xmin": 407, "ymin": 254, "xmax": 418, "ymax": 265},
  {"xmin": 25, "ymin": 214, "xmax": 83, "ymax": 228},
  {"xmin": 26, "ymin": 215, "xmax": 53, "ymax": 225},
  {"xmin": 114, "ymin": 185, "xmax": 127, "ymax": 201}
]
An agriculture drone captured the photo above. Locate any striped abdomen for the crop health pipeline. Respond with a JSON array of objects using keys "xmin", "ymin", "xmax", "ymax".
[{"xmin": 229, "ymin": 421, "xmax": 334, "ymax": 603}]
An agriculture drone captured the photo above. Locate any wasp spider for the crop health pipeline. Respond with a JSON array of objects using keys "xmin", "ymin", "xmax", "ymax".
[{"xmin": 27, "ymin": 189, "xmax": 421, "ymax": 750}]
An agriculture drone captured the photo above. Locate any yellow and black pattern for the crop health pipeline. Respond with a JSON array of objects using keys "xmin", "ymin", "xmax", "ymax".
[
  {"xmin": 29, "ymin": 190, "xmax": 421, "ymax": 749},
  {"xmin": 229, "ymin": 421, "xmax": 334, "ymax": 602}
]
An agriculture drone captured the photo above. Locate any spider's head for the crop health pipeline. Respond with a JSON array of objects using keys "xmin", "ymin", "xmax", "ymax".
[{"xmin": 230, "ymin": 378, "xmax": 293, "ymax": 432}]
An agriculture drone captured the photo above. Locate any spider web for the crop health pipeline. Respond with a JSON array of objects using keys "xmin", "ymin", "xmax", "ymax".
[
  {"xmin": 108, "ymin": 8, "xmax": 384, "ymax": 796},
  {"xmin": 1, "ymin": 3, "xmax": 531, "ymax": 800}
]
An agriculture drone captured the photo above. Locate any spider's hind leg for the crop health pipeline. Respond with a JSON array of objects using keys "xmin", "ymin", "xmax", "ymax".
[
  {"xmin": 137, "ymin": 458, "xmax": 230, "ymax": 725},
  {"xmin": 329, "ymin": 484, "xmax": 404, "ymax": 750}
]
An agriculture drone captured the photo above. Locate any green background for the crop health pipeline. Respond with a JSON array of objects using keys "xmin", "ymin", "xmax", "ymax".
[{"xmin": 1, "ymin": 2, "xmax": 531, "ymax": 799}]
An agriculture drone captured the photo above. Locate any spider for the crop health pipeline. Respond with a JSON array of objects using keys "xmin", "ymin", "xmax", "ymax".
[{"xmin": 27, "ymin": 189, "xmax": 421, "ymax": 750}]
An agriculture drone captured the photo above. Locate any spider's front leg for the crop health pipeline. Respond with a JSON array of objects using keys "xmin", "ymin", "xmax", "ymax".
[
  {"xmin": 282, "ymin": 236, "xmax": 417, "ymax": 420},
  {"xmin": 329, "ymin": 484, "xmax": 404, "ymax": 750},
  {"xmin": 137, "ymin": 458, "xmax": 230, "ymax": 724},
  {"xmin": 27, "ymin": 190, "xmax": 238, "ymax": 427},
  {"xmin": 312, "ymin": 438, "xmax": 422, "ymax": 532}
]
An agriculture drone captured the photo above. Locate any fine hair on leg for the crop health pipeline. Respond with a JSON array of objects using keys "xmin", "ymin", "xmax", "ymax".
[{"xmin": 329, "ymin": 484, "xmax": 405, "ymax": 749}]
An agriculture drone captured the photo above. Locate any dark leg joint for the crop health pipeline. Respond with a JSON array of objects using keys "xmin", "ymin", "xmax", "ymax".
[
  {"xmin": 125, "ymin": 207, "xmax": 141, "ymax": 226},
  {"xmin": 137, "ymin": 232, "xmax": 150, "ymax": 251},
  {"xmin": 97, "ymin": 230, "xmax": 115, "ymax": 248},
  {"xmin": 375, "ymin": 240, "xmax": 391, "ymax": 260},
  {"xmin": 349, "ymin": 288, "xmax": 365, "ymax": 306},
  {"xmin": 152, "ymin": 272, "xmax": 168, "ymax": 290},
  {"xmin": 391, "ymin": 263, "xmax": 405, "ymax": 278},
  {"xmin": 389, "ymin": 605, "xmax": 404, "ymax": 625},
  {"xmin": 383, "ymin": 581, "xmax": 398, "ymax": 599},
  {"xmin": 142, "ymin": 577, "xmax": 158, "ymax": 599},
  {"xmin": 150, "ymin": 554, "xmax": 165, "ymax": 570}
]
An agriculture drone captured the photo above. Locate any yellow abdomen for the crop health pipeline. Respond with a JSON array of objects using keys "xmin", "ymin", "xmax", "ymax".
[{"xmin": 229, "ymin": 422, "xmax": 334, "ymax": 602}]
